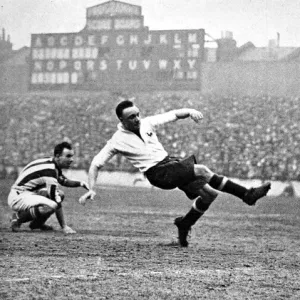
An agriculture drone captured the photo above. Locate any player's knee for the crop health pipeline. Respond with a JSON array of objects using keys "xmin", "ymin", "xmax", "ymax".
[
  {"xmin": 194, "ymin": 164, "xmax": 214, "ymax": 181},
  {"xmin": 37, "ymin": 188, "xmax": 49, "ymax": 198},
  {"xmin": 193, "ymin": 196, "xmax": 211, "ymax": 212},
  {"xmin": 203, "ymin": 193, "xmax": 217, "ymax": 204},
  {"xmin": 193, "ymin": 186, "xmax": 218, "ymax": 212},
  {"xmin": 44, "ymin": 201, "xmax": 58, "ymax": 211},
  {"xmin": 58, "ymin": 190, "xmax": 65, "ymax": 202},
  {"xmin": 193, "ymin": 187, "xmax": 218, "ymax": 214},
  {"xmin": 199, "ymin": 186, "xmax": 218, "ymax": 203},
  {"xmin": 37, "ymin": 204, "xmax": 56, "ymax": 215}
]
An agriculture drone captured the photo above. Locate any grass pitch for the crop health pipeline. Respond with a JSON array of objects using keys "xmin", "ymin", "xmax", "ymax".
[{"xmin": 1, "ymin": 179, "xmax": 300, "ymax": 299}]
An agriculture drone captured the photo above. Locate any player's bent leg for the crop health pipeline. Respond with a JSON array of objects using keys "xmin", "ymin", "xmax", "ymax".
[
  {"xmin": 175, "ymin": 184, "xmax": 218, "ymax": 247},
  {"xmin": 58, "ymin": 190, "xmax": 65, "ymax": 199},
  {"xmin": 37, "ymin": 188, "xmax": 65, "ymax": 203},
  {"xmin": 197, "ymin": 184, "xmax": 219, "ymax": 204},
  {"xmin": 29, "ymin": 205, "xmax": 56, "ymax": 231},
  {"xmin": 11, "ymin": 192, "xmax": 58, "ymax": 232},
  {"xmin": 10, "ymin": 204, "xmax": 57, "ymax": 232},
  {"xmin": 13, "ymin": 193, "xmax": 58, "ymax": 211},
  {"xmin": 185, "ymin": 184, "xmax": 218, "ymax": 225},
  {"xmin": 10, "ymin": 211, "xmax": 29, "ymax": 232},
  {"xmin": 9, "ymin": 191, "xmax": 57, "ymax": 232},
  {"xmin": 194, "ymin": 164, "xmax": 215, "ymax": 182},
  {"xmin": 195, "ymin": 165, "xmax": 272, "ymax": 205},
  {"xmin": 24, "ymin": 194, "xmax": 59, "ymax": 231}
]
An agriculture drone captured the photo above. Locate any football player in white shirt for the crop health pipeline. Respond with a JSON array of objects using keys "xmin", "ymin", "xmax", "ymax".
[{"xmin": 81, "ymin": 100, "xmax": 271, "ymax": 247}]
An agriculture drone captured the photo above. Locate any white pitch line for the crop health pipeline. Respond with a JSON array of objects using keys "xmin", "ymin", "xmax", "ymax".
[{"xmin": 2, "ymin": 274, "xmax": 102, "ymax": 282}]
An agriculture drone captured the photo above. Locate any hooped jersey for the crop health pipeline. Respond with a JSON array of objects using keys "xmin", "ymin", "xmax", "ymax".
[{"xmin": 12, "ymin": 157, "xmax": 67, "ymax": 200}]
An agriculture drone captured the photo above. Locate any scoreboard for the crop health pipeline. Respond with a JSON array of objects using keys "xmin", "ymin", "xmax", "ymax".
[{"xmin": 29, "ymin": 1, "xmax": 205, "ymax": 91}]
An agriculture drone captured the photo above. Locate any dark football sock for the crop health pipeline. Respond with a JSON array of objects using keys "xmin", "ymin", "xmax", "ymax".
[
  {"xmin": 29, "ymin": 206, "xmax": 55, "ymax": 227},
  {"xmin": 180, "ymin": 197, "xmax": 210, "ymax": 228},
  {"xmin": 222, "ymin": 180, "xmax": 248, "ymax": 199},
  {"xmin": 180, "ymin": 208, "xmax": 202, "ymax": 228},
  {"xmin": 208, "ymin": 174, "xmax": 224, "ymax": 189},
  {"xmin": 16, "ymin": 211, "xmax": 34, "ymax": 224},
  {"xmin": 209, "ymin": 175, "xmax": 247, "ymax": 199}
]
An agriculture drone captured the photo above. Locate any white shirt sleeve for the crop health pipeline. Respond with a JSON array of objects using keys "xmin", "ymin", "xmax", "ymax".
[
  {"xmin": 91, "ymin": 141, "xmax": 118, "ymax": 168},
  {"xmin": 145, "ymin": 111, "xmax": 178, "ymax": 129}
]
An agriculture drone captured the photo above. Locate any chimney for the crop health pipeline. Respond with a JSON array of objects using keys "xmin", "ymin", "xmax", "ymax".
[
  {"xmin": 225, "ymin": 31, "xmax": 233, "ymax": 39},
  {"xmin": 268, "ymin": 39, "xmax": 277, "ymax": 49},
  {"xmin": 216, "ymin": 32, "xmax": 237, "ymax": 61}
]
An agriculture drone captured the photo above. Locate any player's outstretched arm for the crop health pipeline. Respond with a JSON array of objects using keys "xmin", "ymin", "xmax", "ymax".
[
  {"xmin": 174, "ymin": 108, "xmax": 203, "ymax": 123},
  {"xmin": 79, "ymin": 163, "xmax": 102, "ymax": 205},
  {"xmin": 79, "ymin": 143, "xmax": 116, "ymax": 205},
  {"xmin": 60, "ymin": 177, "xmax": 89, "ymax": 190},
  {"xmin": 88, "ymin": 163, "xmax": 100, "ymax": 194}
]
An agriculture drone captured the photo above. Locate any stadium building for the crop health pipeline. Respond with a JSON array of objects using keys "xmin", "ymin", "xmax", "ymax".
[
  {"xmin": 29, "ymin": 0, "xmax": 205, "ymax": 91},
  {"xmin": 1, "ymin": 0, "xmax": 300, "ymax": 95}
]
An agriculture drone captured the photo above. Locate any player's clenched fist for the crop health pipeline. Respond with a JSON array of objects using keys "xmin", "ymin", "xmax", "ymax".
[
  {"xmin": 79, "ymin": 190, "xmax": 96, "ymax": 205},
  {"xmin": 190, "ymin": 109, "xmax": 203, "ymax": 123}
]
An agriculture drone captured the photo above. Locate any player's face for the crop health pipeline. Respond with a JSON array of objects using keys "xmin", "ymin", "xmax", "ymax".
[
  {"xmin": 120, "ymin": 106, "xmax": 141, "ymax": 132},
  {"xmin": 56, "ymin": 148, "xmax": 74, "ymax": 169}
]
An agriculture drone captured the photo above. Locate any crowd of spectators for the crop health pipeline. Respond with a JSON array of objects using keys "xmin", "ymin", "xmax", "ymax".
[{"xmin": 0, "ymin": 91, "xmax": 299, "ymax": 181}]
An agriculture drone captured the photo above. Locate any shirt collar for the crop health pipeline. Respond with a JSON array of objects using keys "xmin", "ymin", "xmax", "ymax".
[
  {"xmin": 52, "ymin": 157, "xmax": 61, "ymax": 171},
  {"xmin": 117, "ymin": 122, "xmax": 138, "ymax": 133},
  {"xmin": 117, "ymin": 122, "xmax": 125, "ymax": 131}
]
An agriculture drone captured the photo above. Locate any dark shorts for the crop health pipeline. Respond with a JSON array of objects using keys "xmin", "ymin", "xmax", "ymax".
[{"xmin": 145, "ymin": 155, "xmax": 207, "ymax": 200}]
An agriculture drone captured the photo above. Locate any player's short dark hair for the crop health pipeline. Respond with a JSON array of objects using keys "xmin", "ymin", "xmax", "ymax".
[
  {"xmin": 115, "ymin": 100, "xmax": 134, "ymax": 119},
  {"xmin": 54, "ymin": 142, "xmax": 72, "ymax": 156}
]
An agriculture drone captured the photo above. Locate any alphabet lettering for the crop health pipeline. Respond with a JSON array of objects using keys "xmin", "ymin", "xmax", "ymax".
[{"xmin": 30, "ymin": 30, "xmax": 204, "ymax": 85}]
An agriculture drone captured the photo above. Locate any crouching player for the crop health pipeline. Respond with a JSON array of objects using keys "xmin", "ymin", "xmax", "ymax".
[{"xmin": 7, "ymin": 142, "xmax": 89, "ymax": 234}]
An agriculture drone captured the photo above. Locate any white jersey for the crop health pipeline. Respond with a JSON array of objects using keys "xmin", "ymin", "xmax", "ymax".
[{"xmin": 92, "ymin": 111, "xmax": 178, "ymax": 172}]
